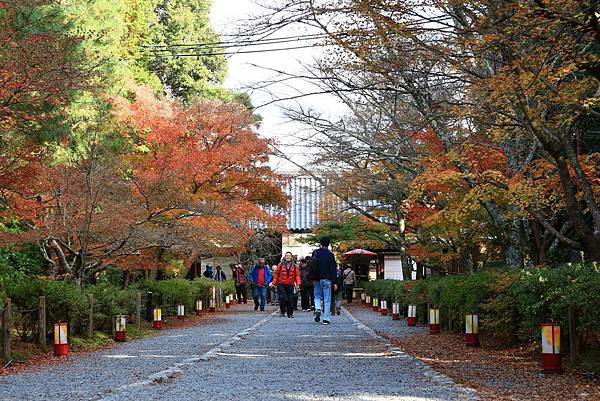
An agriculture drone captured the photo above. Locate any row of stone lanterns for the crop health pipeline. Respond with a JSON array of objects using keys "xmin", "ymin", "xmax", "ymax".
[
  {"xmin": 51, "ymin": 291, "xmax": 237, "ymax": 356},
  {"xmin": 152, "ymin": 292, "xmax": 236, "ymax": 329},
  {"xmin": 362, "ymin": 295, "xmax": 561, "ymax": 372}
]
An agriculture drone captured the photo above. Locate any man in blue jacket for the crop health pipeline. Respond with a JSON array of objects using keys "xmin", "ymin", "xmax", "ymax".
[
  {"xmin": 249, "ymin": 258, "xmax": 272, "ymax": 311},
  {"xmin": 312, "ymin": 237, "xmax": 338, "ymax": 325}
]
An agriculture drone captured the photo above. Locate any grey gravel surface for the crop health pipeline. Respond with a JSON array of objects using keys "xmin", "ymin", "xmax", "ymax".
[
  {"xmin": 1, "ymin": 304, "xmax": 478, "ymax": 401},
  {"xmin": 103, "ymin": 305, "xmax": 477, "ymax": 401},
  {"xmin": 0, "ymin": 306, "xmax": 272, "ymax": 401},
  {"xmin": 344, "ymin": 303, "xmax": 429, "ymax": 338}
]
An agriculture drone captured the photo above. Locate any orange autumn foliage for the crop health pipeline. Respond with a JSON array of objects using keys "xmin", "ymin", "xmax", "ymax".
[{"xmin": 0, "ymin": 85, "xmax": 288, "ymax": 283}]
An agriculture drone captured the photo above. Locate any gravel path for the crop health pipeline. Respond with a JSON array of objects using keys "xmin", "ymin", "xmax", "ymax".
[
  {"xmin": 344, "ymin": 303, "xmax": 429, "ymax": 338},
  {"xmin": 1, "ymin": 304, "xmax": 478, "ymax": 401},
  {"xmin": 0, "ymin": 306, "xmax": 272, "ymax": 401}
]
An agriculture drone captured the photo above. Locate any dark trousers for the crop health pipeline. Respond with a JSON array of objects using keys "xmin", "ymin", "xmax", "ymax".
[
  {"xmin": 301, "ymin": 285, "xmax": 314, "ymax": 310},
  {"xmin": 345, "ymin": 286, "xmax": 354, "ymax": 303},
  {"xmin": 236, "ymin": 284, "xmax": 247, "ymax": 304},
  {"xmin": 277, "ymin": 284, "xmax": 295, "ymax": 316}
]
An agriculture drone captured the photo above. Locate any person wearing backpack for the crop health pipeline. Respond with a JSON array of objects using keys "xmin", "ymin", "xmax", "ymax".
[
  {"xmin": 299, "ymin": 256, "xmax": 315, "ymax": 311},
  {"xmin": 311, "ymin": 237, "xmax": 338, "ymax": 325},
  {"xmin": 343, "ymin": 265, "xmax": 357, "ymax": 303},
  {"xmin": 332, "ymin": 264, "xmax": 344, "ymax": 315},
  {"xmin": 271, "ymin": 252, "xmax": 301, "ymax": 318}
]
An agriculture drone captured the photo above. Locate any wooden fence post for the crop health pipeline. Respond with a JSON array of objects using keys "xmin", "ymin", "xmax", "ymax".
[
  {"xmin": 3, "ymin": 298, "xmax": 11, "ymax": 361},
  {"xmin": 136, "ymin": 291, "xmax": 141, "ymax": 329},
  {"xmin": 569, "ymin": 305, "xmax": 580, "ymax": 364},
  {"xmin": 87, "ymin": 294, "xmax": 94, "ymax": 339},
  {"xmin": 38, "ymin": 296, "xmax": 46, "ymax": 351},
  {"xmin": 146, "ymin": 291, "xmax": 153, "ymax": 322}
]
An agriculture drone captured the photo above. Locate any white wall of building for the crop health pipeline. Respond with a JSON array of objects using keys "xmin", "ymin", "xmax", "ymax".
[
  {"xmin": 384, "ymin": 255, "xmax": 404, "ymax": 280},
  {"xmin": 282, "ymin": 233, "xmax": 317, "ymax": 262},
  {"xmin": 383, "ymin": 255, "xmax": 419, "ymax": 280}
]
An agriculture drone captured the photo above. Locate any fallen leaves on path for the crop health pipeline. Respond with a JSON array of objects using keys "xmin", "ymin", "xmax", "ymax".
[{"xmin": 378, "ymin": 329, "xmax": 600, "ymax": 401}]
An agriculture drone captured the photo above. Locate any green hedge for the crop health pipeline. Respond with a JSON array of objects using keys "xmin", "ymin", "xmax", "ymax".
[
  {"xmin": 135, "ymin": 277, "xmax": 235, "ymax": 316},
  {"xmin": 363, "ymin": 263, "xmax": 600, "ymax": 347},
  {"xmin": 2, "ymin": 271, "xmax": 237, "ymax": 340}
]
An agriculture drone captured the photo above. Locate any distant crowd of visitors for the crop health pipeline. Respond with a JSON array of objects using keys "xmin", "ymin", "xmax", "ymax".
[{"xmin": 202, "ymin": 236, "xmax": 357, "ymax": 325}]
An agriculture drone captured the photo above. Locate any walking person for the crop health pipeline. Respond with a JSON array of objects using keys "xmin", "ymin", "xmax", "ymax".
[
  {"xmin": 203, "ymin": 265, "xmax": 214, "ymax": 279},
  {"xmin": 269, "ymin": 264, "xmax": 278, "ymax": 306},
  {"xmin": 249, "ymin": 258, "xmax": 272, "ymax": 311},
  {"xmin": 233, "ymin": 264, "xmax": 248, "ymax": 304},
  {"xmin": 299, "ymin": 257, "xmax": 314, "ymax": 311},
  {"xmin": 343, "ymin": 265, "xmax": 357, "ymax": 303},
  {"xmin": 214, "ymin": 265, "xmax": 226, "ymax": 282},
  {"xmin": 271, "ymin": 252, "xmax": 301, "ymax": 318},
  {"xmin": 312, "ymin": 237, "xmax": 338, "ymax": 325},
  {"xmin": 332, "ymin": 264, "xmax": 344, "ymax": 315}
]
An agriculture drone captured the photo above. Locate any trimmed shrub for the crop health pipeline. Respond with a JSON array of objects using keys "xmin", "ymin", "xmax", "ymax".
[
  {"xmin": 364, "ymin": 263, "xmax": 600, "ymax": 356},
  {"xmin": 42, "ymin": 280, "xmax": 88, "ymax": 335}
]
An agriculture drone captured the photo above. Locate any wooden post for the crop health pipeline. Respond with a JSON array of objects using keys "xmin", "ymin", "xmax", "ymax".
[
  {"xmin": 448, "ymin": 307, "xmax": 453, "ymax": 332},
  {"xmin": 38, "ymin": 296, "xmax": 46, "ymax": 351},
  {"xmin": 3, "ymin": 298, "xmax": 11, "ymax": 361},
  {"xmin": 146, "ymin": 291, "xmax": 153, "ymax": 322},
  {"xmin": 135, "ymin": 291, "xmax": 141, "ymax": 329},
  {"xmin": 569, "ymin": 305, "xmax": 580, "ymax": 364},
  {"xmin": 87, "ymin": 294, "xmax": 94, "ymax": 339}
]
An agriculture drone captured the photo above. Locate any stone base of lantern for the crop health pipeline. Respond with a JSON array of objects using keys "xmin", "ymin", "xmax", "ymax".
[
  {"xmin": 429, "ymin": 323, "xmax": 440, "ymax": 334},
  {"xmin": 195, "ymin": 310, "xmax": 203, "ymax": 316},
  {"xmin": 153, "ymin": 320, "xmax": 162, "ymax": 330},
  {"xmin": 407, "ymin": 317, "xmax": 417, "ymax": 326},
  {"xmin": 115, "ymin": 331, "xmax": 126, "ymax": 342},
  {"xmin": 464, "ymin": 333, "xmax": 479, "ymax": 346},
  {"xmin": 392, "ymin": 313, "xmax": 400, "ymax": 320},
  {"xmin": 177, "ymin": 315, "xmax": 185, "ymax": 320},
  {"xmin": 541, "ymin": 353, "xmax": 562, "ymax": 372},
  {"xmin": 225, "ymin": 303, "xmax": 230, "ymax": 309},
  {"xmin": 380, "ymin": 308, "xmax": 388, "ymax": 316},
  {"xmin": 54, "ymin": 343, "xmax": 69, "ymax": 356}
]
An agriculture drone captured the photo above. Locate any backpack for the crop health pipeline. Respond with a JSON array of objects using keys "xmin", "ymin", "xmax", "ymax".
[
  {"xmin": 342, "ymin": 269, "xmax": 353, "ymax": 290},
  {"xmin": 335, "ymin": 268, "xmax": 344, "ymax": 291},
  {"xmin": 306, "ymin": 256, "xmax": 319, "ymax": 281}
]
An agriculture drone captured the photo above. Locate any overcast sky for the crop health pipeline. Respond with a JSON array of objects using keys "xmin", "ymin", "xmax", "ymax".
[{"xmin": 210, "ymin": 0, "xmax": 344, "ymax": 172}]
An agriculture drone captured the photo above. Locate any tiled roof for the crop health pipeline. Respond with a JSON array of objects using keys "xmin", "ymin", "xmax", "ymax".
[
  {"xmin": 251, "ymin": 173, "xmax": 391, "ymax": 232},
  {"xmin": 285, "ymin": 175, "xmax": 322, "ymax": 231}
]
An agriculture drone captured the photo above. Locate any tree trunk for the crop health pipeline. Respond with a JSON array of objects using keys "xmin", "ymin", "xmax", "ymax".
[
  {"xmin": 149, "ymin": 248, "xmax": 165, "ymax": 281},
  {"xmin": 123, "ymin": 271, "xmax": 131, "ymax": 289},
  {"xmin": 416, "ymin": 262, "xmax": 424, "ymax": 280},
  {"xmin": 401, "ymin": 253, "xmax": 412, "ymax": 281},
  {"xmin": 502, "ymin": 210, "xmax": 525, "ymax": 268}
]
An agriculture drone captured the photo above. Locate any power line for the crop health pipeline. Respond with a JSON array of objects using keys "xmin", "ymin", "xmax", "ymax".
[
  {"xmin": 149, "ymin": 43, "xmax": 329, "ymax": 58},
  {"xmin": 145, "ymin": 33, "xmax": 331, "ymax": 50}
]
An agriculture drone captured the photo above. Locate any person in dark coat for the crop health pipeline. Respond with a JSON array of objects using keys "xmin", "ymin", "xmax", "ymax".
[
  {"xmin": 299, "ymin": 257, "xmax": 315, "ymax": 311},
  {"xmin": 214, "ymin": 265, "xmax": 226, "ymax": 282},
  {"xmin": 312, "ymin": 237, "xmax": 338, "ymax": 325},
  {"xmin": 203, "ymin": 265, "xmax": 214, "ymax": 279}
]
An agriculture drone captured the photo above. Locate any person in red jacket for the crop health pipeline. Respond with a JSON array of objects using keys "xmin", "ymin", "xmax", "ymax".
[{"xmin": 271, "ymin": 251, "xmax": 301, "ymax": 318}]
